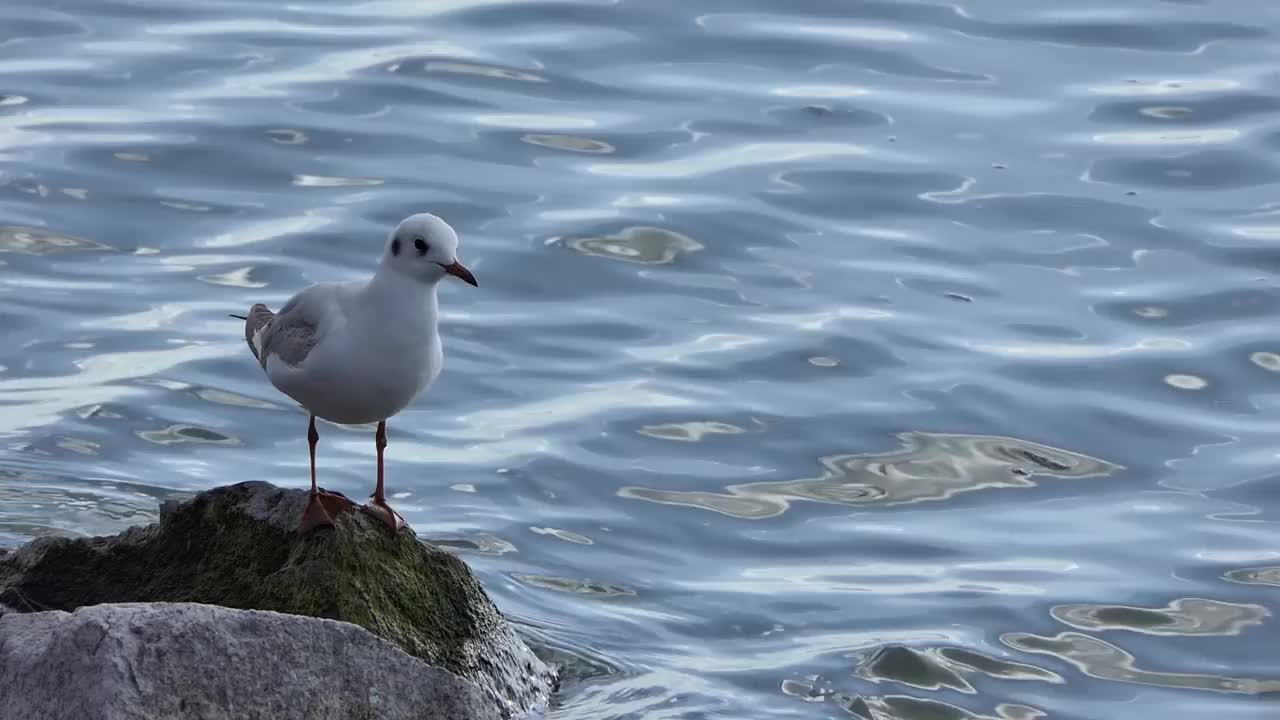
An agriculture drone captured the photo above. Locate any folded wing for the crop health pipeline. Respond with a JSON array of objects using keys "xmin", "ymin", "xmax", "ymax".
[{"xmin": 243, "ymin": 294, "xmax": 320, "ymax": 370}]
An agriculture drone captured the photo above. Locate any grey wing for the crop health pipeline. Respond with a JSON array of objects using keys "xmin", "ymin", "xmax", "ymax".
[{"xmin": 243, "ymin": 292, "xmax": 321, "ymax": 370}]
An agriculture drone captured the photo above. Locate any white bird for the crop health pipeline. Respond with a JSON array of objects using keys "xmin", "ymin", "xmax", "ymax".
[{"xmin": 235, "ymin": 213, "xmax": 477, "ymax": 534}]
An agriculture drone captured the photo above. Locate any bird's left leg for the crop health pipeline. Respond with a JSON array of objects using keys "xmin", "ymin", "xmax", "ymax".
[{"xmin": 362, "ymin": 420, "xmax": 405, "ymax": 532}]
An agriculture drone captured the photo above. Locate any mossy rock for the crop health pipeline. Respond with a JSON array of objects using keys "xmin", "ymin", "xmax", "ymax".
[{"xmin": 0, "ymin": 481, "xmax": 555, "ymax": 717}]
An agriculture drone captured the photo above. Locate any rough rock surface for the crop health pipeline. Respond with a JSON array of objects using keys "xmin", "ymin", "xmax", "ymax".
[
  {"xmin": 0, "ymin": 481, "xmax": 554, "ymax": 717},
  {"xmin": 0, "ymin": 602, "xmax": 503, "ymax": 720}
]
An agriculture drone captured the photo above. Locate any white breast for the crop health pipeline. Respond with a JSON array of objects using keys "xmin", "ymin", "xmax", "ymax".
[{"xmin": 265, "ymin": 278, "xmax": 443, "ymax": 425}]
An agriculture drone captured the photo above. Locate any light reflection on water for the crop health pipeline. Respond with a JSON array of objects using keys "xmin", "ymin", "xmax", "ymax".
[{"xmin": 621, "ymin": 432, "xmax": 1120, "ymax": 519}]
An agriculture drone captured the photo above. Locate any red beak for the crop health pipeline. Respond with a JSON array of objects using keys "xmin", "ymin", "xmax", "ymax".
[{"xmin": 444, "ymin": 260, "xmax": 477, "ymax": 287}]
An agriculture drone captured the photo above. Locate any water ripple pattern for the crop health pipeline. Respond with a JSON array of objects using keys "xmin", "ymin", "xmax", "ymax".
[{"xmin": 2, "ymin": 1, "xmax": 1279, "ymax": 718}]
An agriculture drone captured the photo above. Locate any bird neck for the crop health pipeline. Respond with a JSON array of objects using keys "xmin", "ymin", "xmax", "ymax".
[{"xmin": 361, "ymin": 266, "xmax": 440, "ymax": 330}]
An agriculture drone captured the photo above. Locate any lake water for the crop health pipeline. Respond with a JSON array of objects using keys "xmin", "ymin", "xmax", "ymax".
[{"xmin": 3, "ymin": 1, "xmax": 1279, "ymax": 717}]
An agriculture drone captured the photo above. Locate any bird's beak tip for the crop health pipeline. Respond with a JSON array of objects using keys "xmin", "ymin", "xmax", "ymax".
[{"xmin": 446, "ymin": 261, "xmax": 477, "ymax": 287}]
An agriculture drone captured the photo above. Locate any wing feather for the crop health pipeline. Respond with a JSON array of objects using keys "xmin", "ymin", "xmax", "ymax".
[{"xmin": 241, "ymin": 292, "xmax": 321, "ymax": 369}]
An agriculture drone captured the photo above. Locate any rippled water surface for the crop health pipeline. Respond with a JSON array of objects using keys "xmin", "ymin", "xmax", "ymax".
[{"xmin": 3, "ymin": 0, "xmax": 1280, "ymax": 717}]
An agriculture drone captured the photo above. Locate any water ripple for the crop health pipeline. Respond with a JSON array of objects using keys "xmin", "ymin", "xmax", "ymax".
[
  {"xmin": 1003, "ymin": 632, "xmax": 1280, "ymax": 695},
  {"xmin": 1050, "ymin": 598, "xmax": 1269, "ymax": 636},
  {"xmin": 621, "ymin": 432, "xmax": 1120, "ymax": 519}
]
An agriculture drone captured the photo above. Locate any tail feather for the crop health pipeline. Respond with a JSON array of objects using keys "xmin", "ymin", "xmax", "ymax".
[{"xmin": 243, "ymin": 304, "xmax": 275, "ymax": 363}]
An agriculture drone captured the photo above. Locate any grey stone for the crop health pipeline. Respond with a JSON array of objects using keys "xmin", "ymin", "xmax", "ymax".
[
  {"xmin": 0, "ymin": 481, "xmax": 555, "ymax": 718},
  {"xmin": 0, "ymin": 602, "xmax": 503, "ymax": 720}
]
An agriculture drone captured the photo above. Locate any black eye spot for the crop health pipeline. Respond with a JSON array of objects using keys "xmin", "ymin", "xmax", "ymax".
[
  {"xmin": 390, "ymin": 238, "xmax": 401, "ymax": 256},
  {"xmin": 414, "ymin": 237, "xmax": 429, "ymax": 255}
]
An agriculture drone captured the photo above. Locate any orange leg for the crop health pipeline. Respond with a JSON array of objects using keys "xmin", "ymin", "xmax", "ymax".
[
  {"xmin": 298, "ymin": 415, "xmax": 354, "ymax": 534},
  {"xmin": 298, "ymin": 415, "xmax": 333, "ymax": 533},
  {"xmin": 362, "ymin": 420, "xmax": 405, "ymax": 532}
]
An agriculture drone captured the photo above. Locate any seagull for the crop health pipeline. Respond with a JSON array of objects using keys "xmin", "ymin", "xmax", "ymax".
[{"xmin": 233, "ymin": 213, "xmax": 477, "ymax": 534}]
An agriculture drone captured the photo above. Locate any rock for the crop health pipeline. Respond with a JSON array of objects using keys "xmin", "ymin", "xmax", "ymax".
[
  {"xmin": 0, "ymin": 602, "xmax": 504, "ymax": 720},
  {"xmin": 0, "ymin": 482, "xmax": 554, "ymax": 718}
]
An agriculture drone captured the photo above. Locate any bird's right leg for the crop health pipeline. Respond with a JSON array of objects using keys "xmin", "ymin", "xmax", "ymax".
[{"xmin": 298, "ymin": 415, "xmax": 354, "ymax": 534}]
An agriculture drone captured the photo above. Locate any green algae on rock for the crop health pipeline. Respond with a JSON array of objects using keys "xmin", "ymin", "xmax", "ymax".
[{"xmin": 0, "ymin": 481, "xmax": 554, "ymax": 717}]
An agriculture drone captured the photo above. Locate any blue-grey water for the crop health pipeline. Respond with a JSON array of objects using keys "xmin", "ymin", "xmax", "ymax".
[{"xmin": 3, "ymin": 1, "xmax": 1279, "ymax": 717}]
